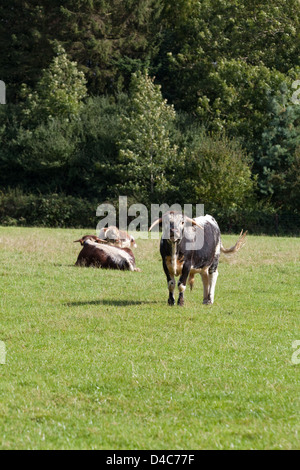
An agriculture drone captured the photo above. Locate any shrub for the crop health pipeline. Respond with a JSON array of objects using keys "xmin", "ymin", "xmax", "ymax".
[
  {"xmin": 0, "ymin": 189, "xmax": 98, "ymax": 228},
  {"xmin": 172, "ymin": 125, "xmax": 254, "ymax": 210}
]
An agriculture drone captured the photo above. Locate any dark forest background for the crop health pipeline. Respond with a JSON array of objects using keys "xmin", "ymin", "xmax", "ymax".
[{"xmin": 0, "ymin": 0, "xmax": 299, "ymax": 233}]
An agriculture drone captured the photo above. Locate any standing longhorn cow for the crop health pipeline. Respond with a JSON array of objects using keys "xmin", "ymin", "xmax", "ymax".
[{"xmin": 149, "ymin": 211, "xmax": 246, "ymax": 306}]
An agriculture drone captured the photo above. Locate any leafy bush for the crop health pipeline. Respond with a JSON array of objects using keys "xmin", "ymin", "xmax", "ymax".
[
  {"xmin": 0, "ymin": 95, "xmax": 126, "ymax": 197},
  {"xmin": 0, "ymin": 190, "xmax": 98, "ymax": 228},
  {"xmin": 172, "ymin": 122, "xmax": 254, "ymax": 210},
  {"xmin": 0, "ymin": 189, "xmax": 298, "ymax": 234},
  {"xmin": 213, "ymin": 204, "xmax": 300, "ymax": 236}
]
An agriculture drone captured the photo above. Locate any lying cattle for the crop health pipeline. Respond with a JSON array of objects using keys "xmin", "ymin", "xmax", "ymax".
[
  {"xmin": 149, "ymin": 211, "xmax": 246, "ymax": 306},
  {"xmin": 74, "ymin": 235, "xmax": 140, "ymax": 271},
  {"xmin": 97, "ymin": 226, "xmax": 137, "ymax": 249}
]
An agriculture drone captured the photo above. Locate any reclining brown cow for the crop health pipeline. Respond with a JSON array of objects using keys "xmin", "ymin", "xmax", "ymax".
[{"xmin": 74, "ymin": 235, "xmax": 140, "ymax": 271}]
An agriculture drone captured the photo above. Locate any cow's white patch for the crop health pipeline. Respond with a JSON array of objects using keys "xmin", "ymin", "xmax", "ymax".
[
  {"xmin": 215, "ymin": 240, "xmax": 221, "ymax": 256},
  {"xmin": 168, "ymin": 279, "xmax": 175, "ymax": 292},
  {"xmin": 130, "ymin": 236, "xmax": 137, "ymax": 248},
  {"xmin": 193, "ymin": 214, "xmax": 219, "ymax": 229},
  {"xmin": 190, "ymin": 266, "xmax": 205, "ymax": 275},
  {"xmin": 208, "ymin": 270, "xmax": 218, "ymax": 304},
  {"xmin": 171, "ymin": 242, "xmax": 177, "ymax": 275},
  {"xmin": 97, "ymin": 227, "xmax": 108, "ymax": 238},
  {"xmin": 178, "ymin": 283, "xmax": 186, "ymax": 293}
]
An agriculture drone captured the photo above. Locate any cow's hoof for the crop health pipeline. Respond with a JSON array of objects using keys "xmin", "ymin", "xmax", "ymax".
[
  {"xmin": 177, "ymin": 299, "xmax": 184, "ymax": 307},
  {"xmin": 168, "ymin": 299, "xmax": 175, "ymax": 306},
  {"xmin": 203, "ymin": 299, "xmax": 213, "ymax": 305}
]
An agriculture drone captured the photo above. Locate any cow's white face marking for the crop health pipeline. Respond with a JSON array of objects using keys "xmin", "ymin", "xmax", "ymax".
[{"xmin": 162, "ymin": 212, "xmax": 185, "ymax": 241}]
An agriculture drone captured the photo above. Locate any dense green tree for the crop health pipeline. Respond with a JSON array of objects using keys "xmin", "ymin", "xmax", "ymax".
[
  {"xmin": 0, "ymin": 94, "xmax": 127, "ymax": 196},
  {"xmin": 0, "ymin": 103, "xmax": 25, "ymax": 188},
  {"xmin": 0, "ymin": 105, "xmax": 79, "ymax": 192},
  {"xmin": 0, "ymin": 0, "xmax": 299, "ymax": 225},
  {"xmin": 0, "ymin": 1, "xmax": 55, "ymax": 101},
  {"xmin": 0, "ymin": 0, "xmax": 164, "ymax": 100},
  {"xmin": 257, "ymin": 82, "xmax": 300, "ymax": 207},
  {"xmin": 0, "ymin": 45, "xmax": 87, "ymax": 192},
  {"xmin": 2, "ymin": 0, "xmax": 299, "ymax": 102},
  {"xmin": 192, "ymin": 59, "xmax": 288, "ymax": 153},
  {"xmin": 59, "ymin": 0, "xmax": 165, "ymax": 94},
  {"xmin": 67, "ymin": 94, "xmax": 129, "ymax": 200},
  {"xmin": 116, "ymin": 71, "xmax": 254, "ymax": 208},
  {"xmin": 155, "ymin": 1, "xmax": 300, "ymax": 204},
  {"xmin": 156, "ymin": 0, "xmax": 300, "ymax": 146},
  {"xmin": 158, "ymin": 0, "xmax": 300, "ymax": 98},
  {"xmin": 21, "ymin": 45, "xmax": 87, "ymax": 125},
  {"xmin": 117, "ymin": 71, "xmax": 179, "ymax": 204}
]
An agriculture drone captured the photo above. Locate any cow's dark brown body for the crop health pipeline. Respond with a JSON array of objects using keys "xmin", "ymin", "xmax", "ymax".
[{"xmin": 74, "ymin": 236, "xmax": 140, "ymax": 271}]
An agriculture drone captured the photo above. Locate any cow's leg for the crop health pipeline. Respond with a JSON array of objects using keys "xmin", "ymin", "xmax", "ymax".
[
  {"xmin": 163, "ymin": 258, "xmax": 175, "ymax": 306},
  {"xmin": 177, "ymin": 261, "xmax": 191, "ymax": 306},
  {"xmin": 201, "ymin": 268, "xmax": 210, "ymax": 304},
  {"xmin": 208, "ymin": 269, "xmax": 218, "ymax": 304},
  {"xmin": 206, "ymin": 256, "xmax": 220, "ymax": 304},
  {"xmin": 168, "ymin": 278, "xmax": 176, "ymax": 305}
]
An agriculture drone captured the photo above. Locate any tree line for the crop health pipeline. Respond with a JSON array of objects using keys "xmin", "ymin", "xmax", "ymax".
[{"xmin": 0, "ymin": 0, "xmax": 299, "ymax": 233}]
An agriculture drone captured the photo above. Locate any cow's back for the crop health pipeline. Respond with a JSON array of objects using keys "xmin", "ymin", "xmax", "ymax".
[{"xmin": 180, "ymin": 215, "xmax": 220, "ymax": 270}]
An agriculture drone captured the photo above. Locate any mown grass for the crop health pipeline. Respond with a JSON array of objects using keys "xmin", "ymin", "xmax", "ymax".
[{"xmin": 0, "ymin": 226, "xmax": 299, "ymax": 449}]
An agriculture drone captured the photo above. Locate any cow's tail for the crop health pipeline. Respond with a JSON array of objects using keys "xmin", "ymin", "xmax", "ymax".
[
  {"xmin": 188, "ymin": 272, "xmax": 195, "ymax": 290},
  {"xmin": 221, "ymin": 230, "xmax": 247, "ymax": 254}
]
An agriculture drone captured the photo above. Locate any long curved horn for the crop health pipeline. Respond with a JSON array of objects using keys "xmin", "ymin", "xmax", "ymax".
[
  {"xmin": 74, "ymin": 238, "xmax": 84, "ymax": 244},
  {"xmin": 185, "ymin": 216, "xmax": 204, "ymax": 231},
  {"xmin": 74, "ymin": 236, "xmax": 108, "ymax": 245},
  {"xmin": 149, "ymin": 218, "xmax": 162, "ymax": 231},
  {"xmin": 94, "ymin": 237, "xmax": 109, "ymax": 244}
]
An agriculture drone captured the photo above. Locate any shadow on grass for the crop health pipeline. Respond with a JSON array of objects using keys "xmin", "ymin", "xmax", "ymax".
[
  {"xmin": 65, "ymin": 299, "xmax": 160, "ymax": 307},
  {"xmin": 54, "ymin": 263, "xmax": 75, "ymax": 267}
]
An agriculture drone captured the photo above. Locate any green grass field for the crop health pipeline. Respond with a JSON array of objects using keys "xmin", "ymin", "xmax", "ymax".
[{"xmin": 0, "ymin": 226, "xmax": 299, "ymax": 449}]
